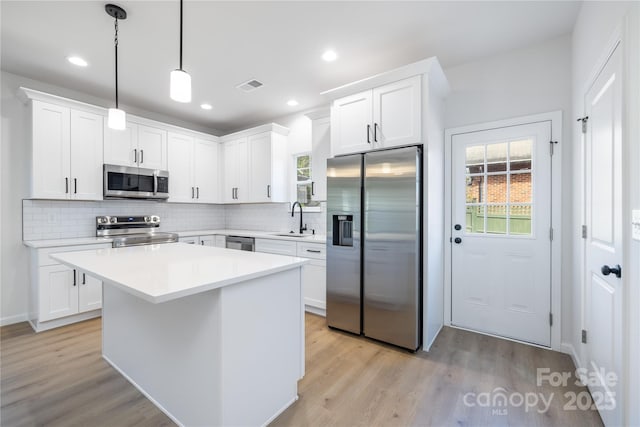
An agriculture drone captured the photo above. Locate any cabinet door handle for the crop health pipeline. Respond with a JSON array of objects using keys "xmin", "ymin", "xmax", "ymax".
[
  {"xmin": 231, "ymin": 188, "xmax": 234, "ymax": 200},
  {"xmin": 192, "ymin": 187, "xmax": 195, "ymax": 198},
  {"xmin": 134, "ymin": 149, "xmax": 137, "ymax": 164},
  {"xmin": 74, "ymin": 178, "xmax": 77, "ymax": 194},
  {"xmin": 311, "ymin": 181, "xmax": 315, "ymax": 196},
  {"xmin": 72, "ymin": 269, "xmax": 76, "ymax": 286},
  {"xmin": 140, "ymin": 149, "xmax": 144, "ymax": 164},
  {"xmin": 374, "ymin": 123, "xmax": 379, "ymax": 142},
  {"xmin": 267, "ymin": 185, "xmax": 271, "ymax": 198},
  {"xmin": 196, "ymin": 187, "xmax": 199, "ymax": 199},
  {"xmin": 200, "ymin": 240, "xmax": 204, "ymax": 245},
  {"xmin": 82, "ymin": 273, "xmax": 86, "ymax": 285},
  {"xmin": 367, "ymin": 124, "xmax": 371, "ymax": 144},
  {"xmin": 306, "ymin": 249, "xmax": 321, "ymax": 253},
  {"xmin": 65, "ymin": 177, "xmax": 69, "ymax": 194}
]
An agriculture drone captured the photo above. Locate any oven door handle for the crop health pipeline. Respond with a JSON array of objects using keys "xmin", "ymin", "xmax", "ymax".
[{"xmin": 153, "ymin": 172, "xmax": 158, "ymax": 195}]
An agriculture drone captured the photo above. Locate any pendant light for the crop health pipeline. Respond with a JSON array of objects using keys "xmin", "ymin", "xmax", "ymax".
[
  {"xmin": 106, "ymin": 4, "xmax": 127, "ymax": 130},
  {"xmin": 170, "ymin": 0, "xmax": 192, "ymax": 103}
]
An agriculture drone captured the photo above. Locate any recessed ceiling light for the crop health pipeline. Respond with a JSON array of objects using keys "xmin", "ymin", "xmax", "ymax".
[
  {"xmin": 322, "ymin": 50, "xmax": 338, "ymax": 62},
  {"xmin": 67, "ymin": 56, "xmax": 88, "ymax": 67},
  {"xmin": 200, "ymin": 103, "xmax": 213, "ymax": 110},
  {"xmin": 287, "ymin": 99, "xmax": 299, "ymax": 107}
]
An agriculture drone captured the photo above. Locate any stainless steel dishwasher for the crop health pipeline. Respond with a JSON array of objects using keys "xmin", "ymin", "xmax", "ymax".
[{"xmin": 225, "ymin": 235, "xmax": 255, "ymax": 251}]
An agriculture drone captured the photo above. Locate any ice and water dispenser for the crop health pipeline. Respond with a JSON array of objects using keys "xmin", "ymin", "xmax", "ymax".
[{"xmin": 332, "ymin": 215, "xmax": 353, "ymax": 247}]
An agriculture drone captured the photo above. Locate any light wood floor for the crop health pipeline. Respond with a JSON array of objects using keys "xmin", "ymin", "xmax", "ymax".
[{"xmin": 1, "ymin": 315, "xmax": 603, "ymax": 426}]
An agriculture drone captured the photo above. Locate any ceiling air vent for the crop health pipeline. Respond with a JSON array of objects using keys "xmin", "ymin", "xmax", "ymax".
[{"xmin": 236, "ymin": 79, "xmax": 264, "ymax": 93}]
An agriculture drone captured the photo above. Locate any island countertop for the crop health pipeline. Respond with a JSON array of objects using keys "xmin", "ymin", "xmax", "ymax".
[{"xmin": 51, "ymin": 243, "xmax": 309, "ymax": 304}]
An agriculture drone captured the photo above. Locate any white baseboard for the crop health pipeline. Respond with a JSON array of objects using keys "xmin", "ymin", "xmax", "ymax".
[
  {"xmin": 561, "ymin": 342, "xmax": 583, "ymax": 370},
  {"xmin": 423, "ymin": 323, "xmax": 443, "ymax": 352},
  {"xmin": 0, "ymin": 312, "xmax": 28, "ymax": 327},
  {"xmin": 304, "ymin": 305, "xmax": 326, "ymax": 317}
]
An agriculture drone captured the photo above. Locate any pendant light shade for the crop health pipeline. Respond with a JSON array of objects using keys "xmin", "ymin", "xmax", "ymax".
[
  {"xmin": 170, "ymin": 0, "xmax": 192, "ymax": 103},
  {"xmin": 170, "ymin": 69, "xmax": 192, "ymax": 103},
  {"xmin": 105, "ymin": 4, "xmax": 127, "ymax": 130},
  {"xmin": 108, "ymin": 108, "xmax": 126, "ymax": 130}
]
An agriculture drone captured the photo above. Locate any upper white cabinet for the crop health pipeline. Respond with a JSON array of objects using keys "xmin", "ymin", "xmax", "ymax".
[
  {"xmin": 104, "ymin": 121, "xmax": 168, "ymax": 170},
  {"xmin": 168, "ymin": 131, "xmax": 219, "ymax": 203},
  {"xmin": 221, "ymin": 124, "xmax": 289, "ymax": 204},
  {"xmin": 306, "ymin": 110, "xmax": 330, "ymax": 202},
  {"xmin": 331, "ymin": 76, "xmax": 422, "ymax": 156},
  {"xmin": 31, "ymin": 100, "xmax": 103, "ymax": 200}
]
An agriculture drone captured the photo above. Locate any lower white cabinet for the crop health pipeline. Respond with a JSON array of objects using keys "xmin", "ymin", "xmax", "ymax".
[
  {"xmin": 179, "ymin": 235, "xmax": 216, "ymax": 246},
  {"xmin": 215, "ymin": 235, "xmax": 226, "ymax": 248},
  {"xmin": 255, "ymin": 238, "xmax": 326, "ymax": 315},
  {"xmin": 30, "ymin": 243, "xmax": 110, "ymax": 332}
]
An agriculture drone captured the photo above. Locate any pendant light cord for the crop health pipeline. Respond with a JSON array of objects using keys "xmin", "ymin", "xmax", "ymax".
[
  {"xmin": 114, "ymin": 17, "xmax": 119, "ymax": 108},
  {"xmin": 179, "ymin": 0, "xmax": 183, "ymax": 70}
]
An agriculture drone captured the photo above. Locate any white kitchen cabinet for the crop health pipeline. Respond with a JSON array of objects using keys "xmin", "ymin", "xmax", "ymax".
[
  {"xmin": 29, "ymin": 243, "xmax": 110, "ymax": 332},
  {"xmin": 222, "ymin": 137, "xmax": 250, "ymax": 203},
  {"xmin": 215, "ymin": 235, "xmax": 226, "ymax": 248},
  {"xmin": 31, "ymin": 101, "xmax": 103, "ymax": 200},
  {"xmin": 331, "ymin": 76, "xmax": 421, "ymax": 155},
  {"xmin": 104, "ymin": 121, "xmax": 168, "ymax": 170},
  {"xmin": 297, "ymin": 242, "xmax": 326, "ymax": 314},
  {"xmin": 179, "ymin": 236, "xmax": 198, "ymax": 244},
  {"xmin": 255, "ymin": 238, "xmax": 297, "ymax": 255},
  {"xmin": 168, "ymin": 132, "xmax": 219, "ymax": 203},
  {"xmin": 199, "ymin": 235, "xmax": 216, "ymax": 246},
  {"xmin": 179, "ymin": 235, "xmax": 216, "ymax": 246},
  {"xmin": 310, "ymin": 115, "xmax": 330, "ymax": 201},
  {"xmin": 221, "ymin": 124, "xmax": 289, "ymax": 204}
]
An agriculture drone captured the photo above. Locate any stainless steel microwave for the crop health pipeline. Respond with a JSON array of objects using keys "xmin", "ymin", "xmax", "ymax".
[{"xmin": 103, "ymin": 164, "xmax": 169, "ymax": 200}]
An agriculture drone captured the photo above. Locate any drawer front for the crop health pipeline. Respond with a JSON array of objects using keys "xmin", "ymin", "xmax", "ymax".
[
  {"xmin": 255, "ymin": 238, "xmax": 297, "ymax": 256},
  {"xmin": 297, "ymin": 242, "xmax": 326, "ymax": 260},
  {"xmin": 37, "ymin": 243, "xmax": 111, "ymax": 267}
]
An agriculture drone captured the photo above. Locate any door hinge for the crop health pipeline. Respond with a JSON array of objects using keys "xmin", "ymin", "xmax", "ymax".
[
  {"xmin": 581, "ymin": 329, "xmax": 587, "ymax": 344},
  {"xmin": 581, "ymin": 225, "xmax": 587, "ymax": 239},
  {"xmin": 549, "ymin": 140, "xmax": 558, "ymax": 156},
  {"xmin": 549, "ymin": 312, "xmax": 553, "ymax": 326},
  {"xmin": 549, "ymin": 228, "xmax": 554, "ymax": 241},
  {"xmin": 577, "ymin": 116, "xmax": 589, "ymax": 134}
]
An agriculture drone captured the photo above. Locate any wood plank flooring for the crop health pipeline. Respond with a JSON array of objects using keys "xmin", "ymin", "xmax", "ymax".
[{"xmin": 1, "ymin": 315, "xmax": 603, "ymax": 426}]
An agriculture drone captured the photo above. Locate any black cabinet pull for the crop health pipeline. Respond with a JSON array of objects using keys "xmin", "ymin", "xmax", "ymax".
[
  {"xmin": 65, "ymin": 177, "xmax": 69, "ymax": 194},
  {"xmin": 82, "ymin": 273, "xmax": 86, "ymax": 285},
  {"xmin": 192, "ymin": 187, "xmax": 195, "ymax": 198},
  {"xmin": 74, "ymin": 178, "xmax": 77, "ymax": 194},
  {"xmin": 311, "ymin": 181, "xmax": 315, "ymax": 196},
  {"xmin": 267, "ymin": 185, "xmax": 271, "ymax": 198},
  {"xmin": 140, "ymin": 149, "xmax": 144, "ymax": 164},
  {"xmin": 367, "ymin": 124, "xmax": 371, "ymax": 144},
  {"xmin": 306, "ymin": 249, "xmax": 321, "ymax": 253},
  {"xmin": 196, "ymin": 187, "xmax": 199, "ymax": 199},
  {"xmin": 134, "ymin": 149, "xmax": 137, "ymax": 163},
  {"xmin": 601, "ymin": 264, "xmax": 622, "ymax": 278},
  {"xmin": 72, "ymin": 269, "xmax": 76, "ymax": 286},
  {"xmin": 374, "ymin": 123, "xmax": 378, "ymax": 142}
]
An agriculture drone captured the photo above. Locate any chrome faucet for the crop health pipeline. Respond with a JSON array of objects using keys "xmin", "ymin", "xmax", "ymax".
[{"xmin": 291, "ymin": 202, "xmax": 307, "ymax": 234}]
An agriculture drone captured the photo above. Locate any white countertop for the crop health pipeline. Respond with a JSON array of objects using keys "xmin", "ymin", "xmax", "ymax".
[
  {"xmin": 51, "ymin": 243, "xmax": 309, "ymax": 304},
  {"xmin": 24, "ymin": 229, "xmax": 326, "ymax": 248}
]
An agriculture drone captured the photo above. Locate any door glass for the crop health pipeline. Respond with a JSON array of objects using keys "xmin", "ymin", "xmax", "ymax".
[{"xmin": 464, "ymin": 138, "xmax": 534, "ymax": 236}]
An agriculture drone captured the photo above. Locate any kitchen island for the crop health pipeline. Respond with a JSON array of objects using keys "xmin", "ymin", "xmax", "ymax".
[{"xmin": 52, "ymin": 243, "xmax": 308, "ymax": 427}]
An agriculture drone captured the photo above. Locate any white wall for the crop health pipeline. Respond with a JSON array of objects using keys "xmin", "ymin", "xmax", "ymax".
[
  {"xmin": 443, "ymin": 35, "xmax": 573, "ymax": 343},
  {"xmin": 571, "ymin": 2, "xmax": 638, "ymax": 425}
]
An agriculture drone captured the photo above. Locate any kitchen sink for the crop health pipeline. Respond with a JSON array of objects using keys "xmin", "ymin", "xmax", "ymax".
[{"xmin": 271, "ymin": 233, "xmax": 312, "ymax": 238}]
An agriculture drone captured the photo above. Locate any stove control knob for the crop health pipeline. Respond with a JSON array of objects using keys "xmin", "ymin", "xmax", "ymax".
[
  {"xmin": 144, "ymin": 216, "xmax": 150, "ymax": 222},
  {"xmin": 110, "ymin": 217, "xmax": 117, "ymax": 224},
  {"xmin": 97, "ymin": 217, "xmax": 104, "ymax": 224},
  {"xmin": 152, "ymin": 216, "xmax": 159, "ymax": 222}
]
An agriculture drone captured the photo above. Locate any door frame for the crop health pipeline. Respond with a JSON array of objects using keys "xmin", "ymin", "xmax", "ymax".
[{"xmin": 444, "ymin": 111, "xmax": 563, "ymax": 352}]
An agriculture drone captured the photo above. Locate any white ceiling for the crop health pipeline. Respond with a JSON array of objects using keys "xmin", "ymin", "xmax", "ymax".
[{"xmin": 1, "ymin": 1, "xmax": 581, "ymax": 133}]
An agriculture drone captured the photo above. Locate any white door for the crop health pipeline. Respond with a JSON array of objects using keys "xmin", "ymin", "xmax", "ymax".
[
  {"xmin": 194, "ymin": 139, "xmax": 219, "ymax": 203},
  {"xmin": 168, "ymin": 132, "xmax": 195, "ymax": 203},
  {"xmin": 331, "ymin": 90, "xmax": 373, "ymax": 155},
  {"xmin": 104, "ymin": 120, "xmax": 137, "ymax": 167},
  {"xmin": 32, "ymin": 101, "xmax": 70, "ymax": 199},
  {"xmin": 584, "ymin": 44, "xmax": 623, "ymax": 427},
  {"xmin": 70, "ymin": 110, "xmax": 103, "ymax": 200},
  {"xmin": 372, "ymin": 75, "xmax": 421, "ymax": 149},
  {"xmin": 451, "ymin": 121, "xmax": 552, "ymax": 346},
  {"xmin": 249, "ymin": 132, "xmax": 272, "ymax": 203},
  {"xmin": 137, "ymin": 124, "xmax": 167, "ymax": 170},
  {"xmin": 39, "ymin": 264, "xmax": 78, "ymax": 321},
  {"xmin": 78, "ymin": 272, "xmax": 102, "ymax": 313}
]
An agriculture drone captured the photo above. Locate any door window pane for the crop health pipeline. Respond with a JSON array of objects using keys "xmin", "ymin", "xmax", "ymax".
[
  {"xmin": 466, "ymin": 205, "xmax": 485, "ymax": 233},
  {"xmin": 486, "ymin": 142, "xmax": 507, "ymax": 172},
  {"xmin": 486, "ymin": 174, "xmax": 507, "ymax": 204},
  {"xmin": 465, "ymin": 145, "xmax": 484, "ymax": 174},
  {"xmin": 509, "ymin": 172, "xmax": 532, "ymax": 203},
  {"xmin": 510, "ymin": 139, "xmax": 532, "ymax": 171},
  {"xmin": 510, "ymin": 205, "xmax": 532, "ymax": 235},
  {"xmin": 466, "ymin": 175, "xmax": 485, "ymax": 203},
  {"xmin": 486, "ymin": 205, "xmax": 507, "ymax": 235}
]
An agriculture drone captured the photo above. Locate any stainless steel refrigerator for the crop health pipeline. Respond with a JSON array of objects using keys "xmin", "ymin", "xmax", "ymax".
[{"xmin": 326, "ymin": 146, "xmax": 422, "ymax": 351}]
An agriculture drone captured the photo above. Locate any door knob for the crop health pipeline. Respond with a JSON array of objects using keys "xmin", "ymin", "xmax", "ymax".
[
  {"xmin": 454, "ymin": 224, "xmax": 462, "ymax": 231},
  {"xmin": 454, "ymin": 237, "xmax": 462, "ymax": 244},
  {"xmin": 601, "ymin": 264, "xmax": 622, "ymax": 278}
]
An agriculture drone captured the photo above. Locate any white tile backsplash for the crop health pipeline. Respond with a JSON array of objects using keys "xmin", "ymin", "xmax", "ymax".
[{"xmin": 23, "ymin": 200, "xmax": 326, "ymax": 241}]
